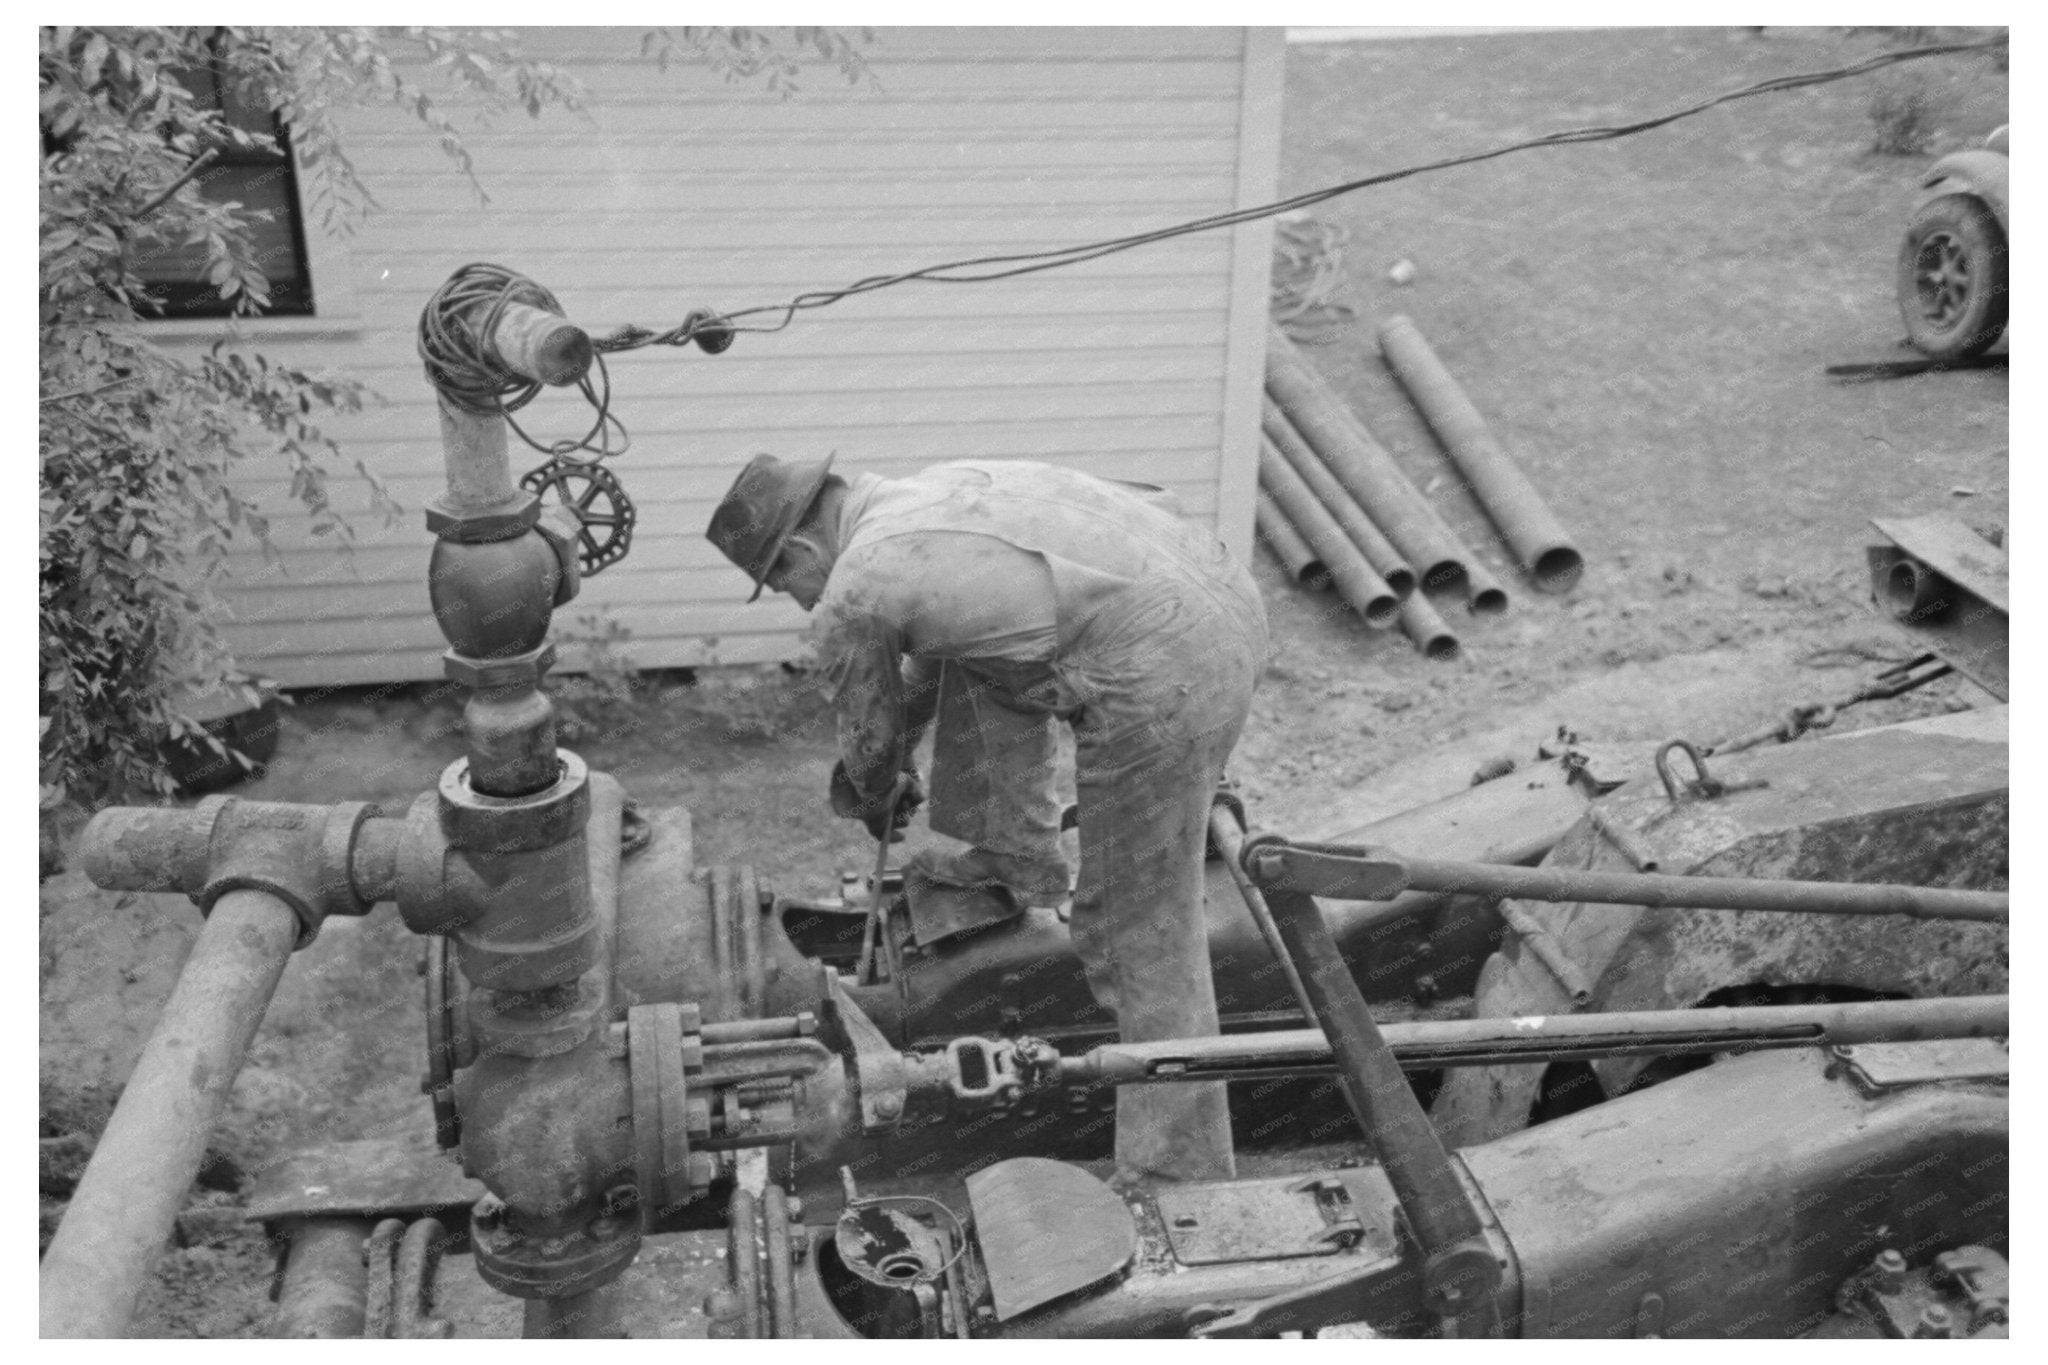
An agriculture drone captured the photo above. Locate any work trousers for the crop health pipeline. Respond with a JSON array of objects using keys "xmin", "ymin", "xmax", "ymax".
[{"xmin": 923, "ymin": 571, "xmax": 1267, "ymax": 1180}]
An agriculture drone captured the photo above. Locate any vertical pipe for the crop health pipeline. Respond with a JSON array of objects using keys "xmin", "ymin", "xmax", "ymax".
[
  {"xmin": 272, "ymin": 1218, "xmax": 373, "ymax": 1339},
  {"xmin": 434, "ymin": 397, "xmax": 518, "ymax": 514},
  {"xmin": 1254, "ymin": 491, "xmax": 1331, "ymax": 590},
  {"xmin": 1264, "ymin": 402, "xmax": 1416, "ymax": 596},
  {"xmin": 1265, "ymin": 326, "xmax": 1469, "ymax": 590},
  {"xmin": 1258, "ymin": 442, "xmax": 1399, "ymax": 627},
  {"xmin": 40, "ymin": 889, "xmax": 301, "ymax": 1338},
  {"xmin": 521, "ymin": 1286, "xmax": 624, "ymax": 1339},
  {"xmin": 1377, "ymin": 315, "xmax": 1585, "ymax": 593}
]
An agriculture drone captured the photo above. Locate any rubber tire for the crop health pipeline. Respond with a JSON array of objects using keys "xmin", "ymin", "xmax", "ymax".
[{"xmin": 1896, "ymin": 194, "xmax": 2009, "ymax": 362}]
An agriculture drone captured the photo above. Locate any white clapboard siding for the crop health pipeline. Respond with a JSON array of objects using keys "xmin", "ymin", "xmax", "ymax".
[{"xmin": 159, "ymin": 26, "xmax": 1281, "ymax": 684}]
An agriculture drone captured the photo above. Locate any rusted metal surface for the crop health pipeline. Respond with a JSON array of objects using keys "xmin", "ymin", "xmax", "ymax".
[
  {"xmin": 1263, "ymin": 402, "xmax": 1416, "ymax": 596},
  {"xmin": 1259, "ymin": 881, "xmax": 1500, "ymax": 1328},
  {"xmin": 40, "ymin": 888, "xmax": 301, "ymax": 1338},
  {"xmin": 1266, "ymin": 326, "xmax": 1469, "ymax": 589},
  {"xmin": 247, "ymin": 1134, "xmax": 485, "ymax": 1225},
  {"xmin": 1836, "ymin": 1038, "xmax": 2008, "ymax": 1093},
  {"xmin": 273, "ymin": 1218, "xmax": 373, "ymax": 1338},
  {"xmin": 965, "ymin": 1158, "xmax": 1135, "ymax": 1321},
  {"xmin": 1376, "ymin": 315, "xmax": 1584, "ymax": 593},
  {"xmin": 1471, "ymin": 1048, "xmax": 2007, "ymax": 1338},
  {"xmin": 1436, "ymin": 706, "xmax": 2008, "ymax": 1145},
  {"xmin": 1258, "ymin": 438, "xmax": 1400, "ymax": 626},
  {"xmin": 1155, "ymin": 1176, "xmax": 1398, "ymax": 1265},
  {"xmin": 1252, "ymin": 842, "xmax": 2007, "ymax": 922}
]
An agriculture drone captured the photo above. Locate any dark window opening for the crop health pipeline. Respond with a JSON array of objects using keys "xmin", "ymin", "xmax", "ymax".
[{"xmin": 133, "ymin": 47, "xmax": 315, "ymax": 319}]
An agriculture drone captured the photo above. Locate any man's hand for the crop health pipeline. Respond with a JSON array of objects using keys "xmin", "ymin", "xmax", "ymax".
[{"xmin": 830, "ymin": 761, "xmax": 925, "ymax": 842}]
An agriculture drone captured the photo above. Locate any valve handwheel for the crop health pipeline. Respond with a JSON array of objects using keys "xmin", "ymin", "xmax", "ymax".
[{"xmin": 521, "ymin": 457, "xmax": 636, "ymax": 575}]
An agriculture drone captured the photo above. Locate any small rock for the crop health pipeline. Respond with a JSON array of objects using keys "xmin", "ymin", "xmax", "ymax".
[
  {"xmin": 1387, "ymin": 258, "xmax": 1417, "ymax": 286},
  {"xmin": 1951, "ymin": 486, "xmax": 1977, "ymax": 497}
]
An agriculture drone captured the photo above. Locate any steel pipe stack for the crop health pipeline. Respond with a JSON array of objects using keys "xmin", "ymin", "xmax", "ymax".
[
  {"xmin": 1263, "ymin": 405, "xmax": 1416, "ymax": 597},
  {"xmin": 1266, "ymin": 326, "xmax": 1472, "ymax": 592},
  {"xmin": 1377, "ymin": 315, "xmax": 1584, "ymax": 593},
  {"xmin": 1254, "ymin": 490, "xmax": 1331, "ymax": 590},
  {"xmin": 1258, "ymin": 441, "xmax": 1399, "ymax": 627}
]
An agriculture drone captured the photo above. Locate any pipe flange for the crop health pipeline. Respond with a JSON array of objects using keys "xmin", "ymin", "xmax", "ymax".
[
  {"xmin": 470, "ymin": 1194, "xmax": 640, "ymax": 1300},
  {"xmin": 425, "ymin": 492, "xmax": 542, "ymax": 544},
  {"xmin": 442, "ymin": 642, "xmax": 558, "ymax": 693},
  {"xmin": 629, "ymin": 1002, "xmax": 711, "ymax": 1225},
  {"xmin": 438, "ymin": 751, "xmax": 590, "ymax": 854}
]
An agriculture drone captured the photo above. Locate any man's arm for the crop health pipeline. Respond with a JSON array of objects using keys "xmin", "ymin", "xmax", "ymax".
[{"xmin": 814, "ymin": 591, "xmax": 910, "ymax": 807}]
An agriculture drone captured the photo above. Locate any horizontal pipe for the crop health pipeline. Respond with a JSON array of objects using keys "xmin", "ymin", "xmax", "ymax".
[
  {"xmin": 1266, "ymin": 326, "xmax": 1468, "ymax": 590},
  {"xmin": 1377, "ymin": 315, "xmax": 1584, "ymax": 594},
  {"xmin": 1258, "ymin": 441, "xmax": 1399, "ymax": 627},
  {"xmin": 1254, "ymin": 490, "xmax": 1332, "ymax": 589},
  {"xmin": 490, "ymin": 301, "xmax": 594, "ymax": 388},
  {"xmin": 1063, "ymin": 995, "xmax": 2010, "ymax": 1083},
  {"xmin": 1257, "ymin": 844, "xmax": 2007, "ymax": 923},
  {"xmin": 273, "ymin": 1218, "xmax": 373, "ymax": 1339},
  {"xmin": 1395, "ymin": 586, "xmax": 1460, "ymax": 660},
  {"xmin": 40, "ymin": 888, "xmax": 302, "ymax": 1337},
  {"xmin": 1263, "ymin": 402, "xmax": 1416, "ymax": 596}
]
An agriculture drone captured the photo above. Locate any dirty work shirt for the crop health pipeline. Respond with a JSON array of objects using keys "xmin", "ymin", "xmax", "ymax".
[{"xmin": 807, "ymin": 459, "xmax": 1269, "ymax": 1182}]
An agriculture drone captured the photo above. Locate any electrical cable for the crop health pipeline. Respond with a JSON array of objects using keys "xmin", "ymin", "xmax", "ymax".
[
  {"xmin": 422, "ymin": 35, "xmax": 2003, "ymax": 458},
  {"xmin": 611, "ymin": 35, "xmax": 2004, "ymax": 348}
]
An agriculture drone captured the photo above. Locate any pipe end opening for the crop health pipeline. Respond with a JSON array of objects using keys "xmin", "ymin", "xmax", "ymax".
[
  {"xmin": 1421, "ymin": 561, "xmax": 1468, "ymax": 594},
  {"xmin": 1467, "ymin": 587, "xmax": 1510, "ymax": 617},
  {"xmin": 1531, "ymin": 547, "xmax": 1585, "ymax": 595}
]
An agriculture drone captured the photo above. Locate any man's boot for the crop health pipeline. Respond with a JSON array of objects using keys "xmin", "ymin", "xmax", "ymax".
[{"xmin": 906, "ymin": 845, "xmax": 1070, "ymax": 907}]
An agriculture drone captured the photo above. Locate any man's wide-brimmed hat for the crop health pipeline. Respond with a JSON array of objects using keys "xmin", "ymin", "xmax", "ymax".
[{"xmin": 705, "ymin": 453, "xmax": 836, "ymax": 602}]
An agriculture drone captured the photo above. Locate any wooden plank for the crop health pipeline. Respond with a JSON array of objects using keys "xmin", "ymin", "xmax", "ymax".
[{"xmin": 1215, "ymin": 27, "xmax": 1286, "ymax": 560}]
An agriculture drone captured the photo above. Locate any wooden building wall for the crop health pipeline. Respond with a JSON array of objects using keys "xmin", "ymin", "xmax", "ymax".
[{"xmin": 169, "ymin": 26, "xmax": 1282, "ymax": 685}]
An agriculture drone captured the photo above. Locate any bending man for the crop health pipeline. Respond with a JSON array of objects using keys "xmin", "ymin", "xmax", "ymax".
[{"xmin": 708, "ymin": 455, "xmax": 1268, "ymax": 1180}]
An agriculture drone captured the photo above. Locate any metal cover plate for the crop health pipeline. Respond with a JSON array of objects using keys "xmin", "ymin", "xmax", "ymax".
[
  {"xmin": 1838, "ymin": 1038, "xmax": 2009, "ymax": 1094},
  {"xmin": 1156, "ymin": 1175, "xmax": 1398, "ymax": 1266},
  {"xmin": 966, "ymin": 1158, "xmax": 1135, "ymax": 1321},
  {"xmin": 246, "ymin": 1133, "xmax": 484, "ymax": 1224}
]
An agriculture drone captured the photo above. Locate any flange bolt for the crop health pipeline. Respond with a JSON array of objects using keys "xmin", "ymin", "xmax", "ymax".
[
  {"xmin": 1913, "ymin": 1303, "xmax": 1954, "ymax": 1339},
  {"xmin": 1873, "ymin": 1249, "xmax": 1907, "ymax": 1295}
]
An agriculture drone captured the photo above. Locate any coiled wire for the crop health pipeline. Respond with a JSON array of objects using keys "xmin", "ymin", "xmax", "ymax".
[{"xmin": 416, "ymin": 261, "xmax": 628, "ymax": 460}]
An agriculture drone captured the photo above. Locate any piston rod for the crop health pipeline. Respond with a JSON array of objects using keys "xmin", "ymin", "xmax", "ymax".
[
  {"xmin": 1246, "ymin": 841, "xmax": 2008, "ymax": 922},
  {"xmin": 1056, "ymin": 994, "xmax": 2010, "ymax": 1084}
]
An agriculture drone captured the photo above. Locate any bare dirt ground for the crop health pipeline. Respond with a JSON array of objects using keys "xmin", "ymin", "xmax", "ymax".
[{"xmin": 39, "ymin": 26, "xmax": 2007, "ymax": 1336}]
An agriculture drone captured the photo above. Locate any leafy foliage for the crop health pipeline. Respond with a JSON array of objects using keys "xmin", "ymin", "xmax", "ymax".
[
  {"xmin": 38, "ymin": 26, "xmax": 580, "ymax": 807},
  {"xmin": 641, "ymin": 27, "xmax": 876, "ymax": 98}
]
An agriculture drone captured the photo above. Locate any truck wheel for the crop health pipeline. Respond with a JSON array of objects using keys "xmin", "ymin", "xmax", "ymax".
[{"xmin": 1897, "ymin": 194, "xmax": 2008, "ymax": 362}]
